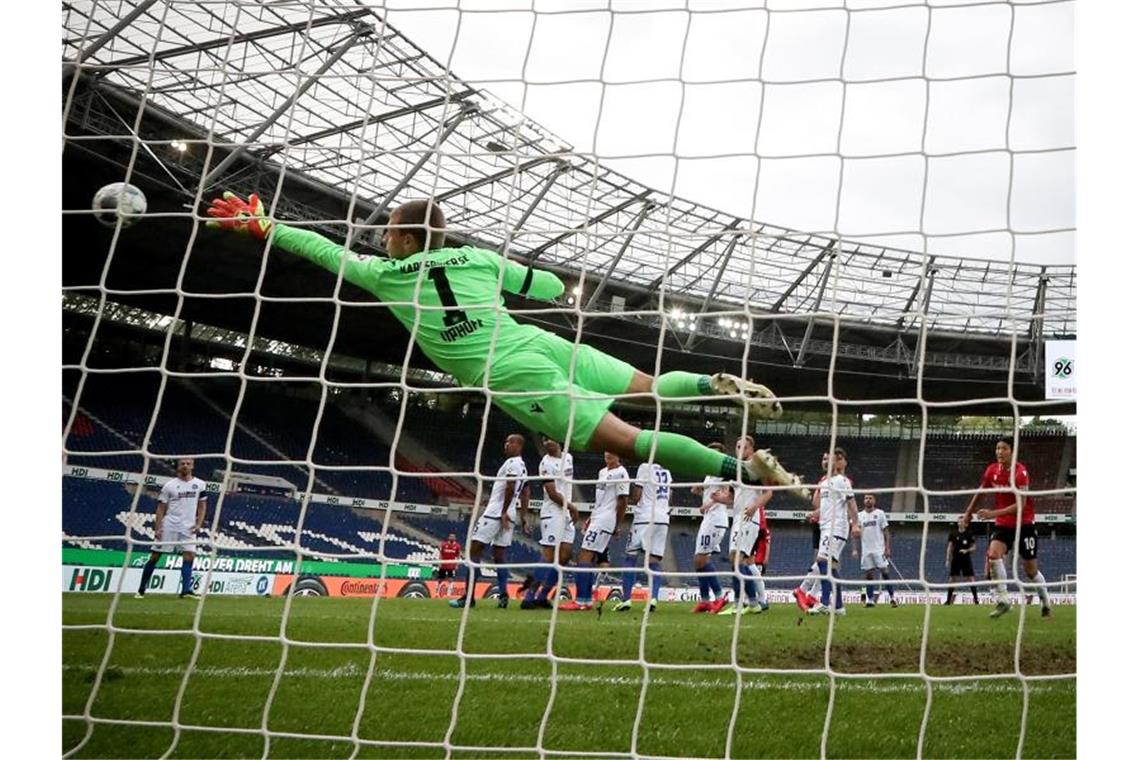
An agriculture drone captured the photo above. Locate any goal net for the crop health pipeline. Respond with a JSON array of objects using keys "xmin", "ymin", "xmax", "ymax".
[{"xmin": 61, "ymin": 1, "xmax": 1076, "ymax": 757}]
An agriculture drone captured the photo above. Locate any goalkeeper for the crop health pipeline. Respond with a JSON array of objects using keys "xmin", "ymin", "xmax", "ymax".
[{"xmin": 206, "ymin": 194, "xmax": 805, "ymax": 493}]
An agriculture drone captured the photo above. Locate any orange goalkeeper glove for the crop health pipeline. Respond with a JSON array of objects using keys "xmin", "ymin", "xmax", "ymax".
[{"xmin": 205, "ymin": 191, "xmax": 272, "ymax": 241}]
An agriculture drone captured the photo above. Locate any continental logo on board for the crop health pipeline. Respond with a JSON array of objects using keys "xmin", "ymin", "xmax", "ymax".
[{"xmin": 340, "ymin": 579, "xmax": 386, "ymax": 597}]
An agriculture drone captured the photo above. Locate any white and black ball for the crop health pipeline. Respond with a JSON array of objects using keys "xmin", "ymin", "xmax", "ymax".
[{"xmin": 92, "ymin": 182, "xmax": 147, "ymax": 228}]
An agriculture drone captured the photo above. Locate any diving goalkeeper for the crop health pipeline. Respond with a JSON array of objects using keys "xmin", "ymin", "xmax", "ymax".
[{"xmin": 205, "ymin": 194, "xmax": 805, "ymax": 493}]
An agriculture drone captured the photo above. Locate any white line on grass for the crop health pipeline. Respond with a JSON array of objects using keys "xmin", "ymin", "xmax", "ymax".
[{"xmin": 61, "ymin": 663, "xmax": 1073, "ymax": 694}]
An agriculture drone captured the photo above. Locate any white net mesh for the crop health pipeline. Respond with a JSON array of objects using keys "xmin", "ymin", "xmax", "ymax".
[{"xmin": 62, "ymin": 1, "xmax": 1075, "ymax": 758}]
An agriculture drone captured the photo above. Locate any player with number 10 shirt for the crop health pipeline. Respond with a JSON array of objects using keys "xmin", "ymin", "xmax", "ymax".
[{"xmin": 962, "ymin": 436, "xmax": 1052, "ymax": 619}]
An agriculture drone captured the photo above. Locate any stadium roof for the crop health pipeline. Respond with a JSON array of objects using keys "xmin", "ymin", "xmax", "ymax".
[{"xmin": 62, "ymin": 0, "xmax": 1075, "ymax": 342}]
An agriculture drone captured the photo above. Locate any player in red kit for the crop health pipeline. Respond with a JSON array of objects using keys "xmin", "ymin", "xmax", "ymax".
[
  {"xmin": 962, "ymin": 436, "xmax": 1052, "ymax": 620},
  {"xmin": 753, "ymin": 502, "xmax": 771, "ymax": 574},
  {"xmin": 438, "ymin": 532, "xmax": 462, "ymax": 598}
]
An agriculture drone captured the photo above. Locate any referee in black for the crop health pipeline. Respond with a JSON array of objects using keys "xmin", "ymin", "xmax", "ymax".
[{"xmin": 945, "ymin": 516, "xmax": 980, "ymax": 604}]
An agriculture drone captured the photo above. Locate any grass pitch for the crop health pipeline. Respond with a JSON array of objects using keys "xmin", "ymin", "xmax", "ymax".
[{"xmin": 63, "ymin": 595, "xmax": 1075, "ymax": 759}]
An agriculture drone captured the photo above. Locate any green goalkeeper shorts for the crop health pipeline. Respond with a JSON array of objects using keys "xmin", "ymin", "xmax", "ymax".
[{"xmin": 487, "ymin": 331, "xmax": 636, "ymax": 450}]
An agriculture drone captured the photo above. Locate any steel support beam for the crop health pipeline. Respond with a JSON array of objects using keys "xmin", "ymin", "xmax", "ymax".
[
  {"xmin": 202, "ymin": 23, "xmax": 373, "ymax": 188},
  {"xmin": 257, "ymin": 89, "xmax": 477, "ymax": 158},
  {"xmin": 346, "ymin": 104, "xmax": 477, "ymax": 248},
  {"xmin": 920, "ymin": 268, "xmax": 937, "ymax": 318},
  {"xmin": 436, "ymin": 156, "xmax": 565, "ymax": 202},
  {"xmin": 498, "ymin": 162, "xmax": 573, "ymax": 253},
  {"xmin": 63, "ymin": 0, "xmax": 161, "ymax": 79},
  {"xmin": 794, "ymin": 251, "xmax": 837, "ymax": 367},
  {"xmin": 1028, "ymin": 270, "xmax": 1049, "ymax": 377},
  {"xmin": 682, "ymin": 233, "xmax": 743, "ymax": 351},
  {"xmin": 897, "ymin": 262, "xmax": 938, "ymax": 333},
  {"xmin": 524, "ymin": 190, "xmax": 653, "ymax": 264},
  {"xmin": 584, "ymin": 201, "xmax": 657, "ymax": 311},
  {"xmin": 771, "ymin": 240, "xmax": 836, "ymax": 312},
  {"xmin": 896, "ymin": 258, "xmax": 936, "ymax": 328},
  {"xmin": 100, "ymin": 8, "xmax": 372, "ymax": 69},
  {"xmin": 631, "ymin": 219, "xmax": 743, "ymax": 307}
]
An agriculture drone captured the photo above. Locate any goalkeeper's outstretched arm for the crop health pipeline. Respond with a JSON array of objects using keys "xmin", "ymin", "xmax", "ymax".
[{"xmin": 205, "ymin": 191, "xmax": 565, "ymax": 301}]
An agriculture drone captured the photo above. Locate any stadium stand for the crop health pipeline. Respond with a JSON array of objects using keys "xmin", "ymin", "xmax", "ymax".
[
  {"xmin": 64, "ymin": 375, "xmax": 1076, "ymax": 584},
  {"xmin": 61, "ymin": 478, "xmax": 437, "ymax": 564}
]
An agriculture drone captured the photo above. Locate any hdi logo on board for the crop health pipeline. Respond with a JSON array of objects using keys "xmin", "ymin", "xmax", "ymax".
[{"xmin": 68, "ymin": 567, "xmax": 115, "ymax": 591}]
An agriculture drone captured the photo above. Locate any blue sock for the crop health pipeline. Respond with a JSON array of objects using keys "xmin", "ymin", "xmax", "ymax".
[
  {"xmin": 496, "ymin": 566, "xmax": 509, "ymax": 598},
  {"xmin": 542, "ymin": 567, "xmax": 559, "ymax": 599},
  {"xmin": 576, "ymin": 567, "xmax": 594, "ymax": 603},
  {"xmin": 649, "ymin": 562, "xmax": 663, "ymax": 600},
  {"xmin": 708, "ymin": 564, "xmax": 722, "ymax": 597},
  {"xmin": 730, "ymin": 573, "xmax": 741, "ymax": 603},
  {"xmin": 818, "ymin": 560, "xmax": 831, "ymax": 606},
  {"xmin": 180, "ymin": 560, "xmax": 193, "ymax": 595},
  {"xmin": 525, "ymin": 580, "xmax": 537, "ymax": 601},
  {"xmin": 697, "ymin": 568, "xmax": 710, "ymax": 601},
  {"xmin": 743, "ymin": 566, "xmax": 758, "ymax": 604},
  {"xmin": 622, "ymin": 555, "xmax": 638, "ymax": 601}
]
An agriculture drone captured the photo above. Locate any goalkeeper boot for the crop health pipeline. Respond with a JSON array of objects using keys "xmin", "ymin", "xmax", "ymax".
[
  {"xmin": 708, "ymin": 597, "xmax": 730, "ymax": 614},
  {"xmin": 558, "ymin": 600, "xmax": 593, "ymax": 611},
  {"xmin": 710, "ymin": 373, "xmax": 783, "ymax": 420},
  {"xmin": 793, "ymin": 588, "xmax": 812, "ymax": 612},
  {"xmin": 744, "ymin": 449, "xmax": 809, "ymax": 500},
  {"xmin": 988, "ymin": 600, "xmax": 1012, "ymax": 619},
  {"xmin": 612, "ymin": 600, "xmax": 632, "ymax": 612},
  {"xmin": 693, "ymin": 601, "xmax": 711, "ymax": 613}
]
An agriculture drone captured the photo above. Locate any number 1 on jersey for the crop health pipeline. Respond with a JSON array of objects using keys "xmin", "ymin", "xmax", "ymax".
[{"xmin": 427, "ymin": 267, "xmax": 469, "ymax": 327}]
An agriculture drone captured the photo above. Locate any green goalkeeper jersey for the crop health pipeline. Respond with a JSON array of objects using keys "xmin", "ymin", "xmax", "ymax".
[{"xmin": 271, "ymin": 224, "xmax": 566, "ymax": 385}]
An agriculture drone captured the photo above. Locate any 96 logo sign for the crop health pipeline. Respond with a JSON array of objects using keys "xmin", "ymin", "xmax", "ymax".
[{"xmin": 1052, "ymin": 357, "xmax": 1073, "ymax": 378}]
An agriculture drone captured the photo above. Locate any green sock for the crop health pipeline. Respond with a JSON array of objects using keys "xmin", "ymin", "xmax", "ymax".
[
  {"xmin": 654, "ymin": 371, "xmax": 713, "ymax": 399},
  {"xmin": 634, "ymin": 430, "xmax": 742, "ymax": 480}
]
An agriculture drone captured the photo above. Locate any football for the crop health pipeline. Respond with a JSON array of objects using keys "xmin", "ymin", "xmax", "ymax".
[{"xmin": 92, "ymin": 182, "xmax": 147, "ymax": 228}]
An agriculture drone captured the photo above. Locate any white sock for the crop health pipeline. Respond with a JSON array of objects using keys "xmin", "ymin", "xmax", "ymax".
[
  {"xmin": 1032, "ymin": 571, "xmax": 1050, "ymax": 606},
  {"xmin": 749, "ymin": 566, "xmax": 768, "ymax": 606},
  {"xmin": 991, "ymin": 558, "xmax": 1010, "ymax": 601},
  {"xmin": 799, "ymin": 565, "xmax": 819, "ymax": 592}
]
